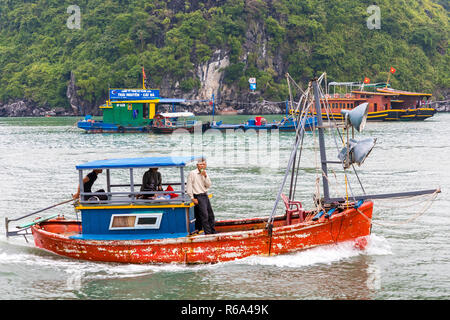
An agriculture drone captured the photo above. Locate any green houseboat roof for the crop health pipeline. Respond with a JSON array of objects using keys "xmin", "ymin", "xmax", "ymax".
[{"xmin": 76, "ymin": 156, "xmax": 204, "ymax": 170}]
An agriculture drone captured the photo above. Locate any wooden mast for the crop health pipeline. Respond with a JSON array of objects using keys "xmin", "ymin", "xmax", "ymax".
[{"xmin": 312, "ymin": 79, "xmax": 330, "ymax": 202}]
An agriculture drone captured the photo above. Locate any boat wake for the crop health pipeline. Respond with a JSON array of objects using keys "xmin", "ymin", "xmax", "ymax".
[
  {"xmin": 233, "ymin": 234, "xmax": 392, "ymax": 268},
  {"xmin": 0, "ymin": 234, "xmax": 391, "ymax": 282}
]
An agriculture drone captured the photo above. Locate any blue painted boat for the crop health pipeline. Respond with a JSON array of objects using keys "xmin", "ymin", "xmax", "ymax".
[
  {"xmin": 210, "ymin": 115, "xmax": 317, "ymax": 132},
  {"xmin": 277, "ymin": 116, "xmax": 317, "ymax": 131},
  {"xmin": 22, "ymin": 153, "xmax": 375, "ymax": 264}
]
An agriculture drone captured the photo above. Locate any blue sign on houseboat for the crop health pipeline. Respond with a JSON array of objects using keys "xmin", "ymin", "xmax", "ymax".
[{"xmin": 109, "ymin": 89, "xmax": 160, "ymax": 101}]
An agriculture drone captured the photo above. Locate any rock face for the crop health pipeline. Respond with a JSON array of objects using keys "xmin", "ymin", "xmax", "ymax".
[
  {"xmin": 196, "ymin": 49, "xmax": 230, "ymax": 101},
  {"xmin": 0, "ymin": 10, "xmax": 288, "ymax": 117},
  {"xmin": 0, "ymin": 100, "xmax": 74, "ymax": 117},
  {"xmin": 434, "ymin": 90, "xmax": 450, "ymax": 112},
  {"xmin": 0, "ymin": 100, "xmax": 35, "ymax": 117},
  {"xmin": 0, "ymin": 11, "xmax": 444, "ymax": 118},
  {"xmin": 66, "ymin": 71, "xmax": 98, "ymax": 116}
]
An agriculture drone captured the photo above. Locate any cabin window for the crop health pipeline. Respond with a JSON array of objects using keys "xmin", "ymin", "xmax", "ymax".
[
  {"xmin": 109, "ymin": 213, "xmax": 163, "ymax": 230},
  {"xmin": 374, "ymin": 103, "xmax": 378, "ymax": 112},
  {"xmin": 111, "ymin": 215, "xmax": 136, "ymax": 228}
]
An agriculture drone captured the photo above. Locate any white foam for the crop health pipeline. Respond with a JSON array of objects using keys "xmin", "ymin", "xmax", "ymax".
[
  {"xmin": 0, "ymin": 234, "xmax": 392, "ymax": 279},
  {"xmin": 233, "ymin": 234, "xmax": 392, "ymax": 268}
]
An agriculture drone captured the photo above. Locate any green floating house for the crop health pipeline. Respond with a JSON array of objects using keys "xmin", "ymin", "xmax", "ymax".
[{"xmin": 77, "ymin": 88, "xmax": 209, "ymax": 133}]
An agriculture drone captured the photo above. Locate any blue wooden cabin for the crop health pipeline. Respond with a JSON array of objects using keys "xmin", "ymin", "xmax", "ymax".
[{"xmin": 71, "ymin": 156, "xmax": 203, "ymax": 240}]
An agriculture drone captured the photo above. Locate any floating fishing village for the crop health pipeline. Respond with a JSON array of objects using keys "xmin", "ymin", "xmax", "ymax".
[{"xmin": 0, "ymin": 0, "xmax": 448, "ymax": 305}]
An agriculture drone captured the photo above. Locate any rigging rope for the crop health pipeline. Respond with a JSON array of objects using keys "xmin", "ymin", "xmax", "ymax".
[
  {"xmin": 317, "ymin": 83, "xmax": 366, "ymax": 200},
  {"xmin": 356, "ymin": 190, "xmax": 439, "ymax": 227},
  {"xmin": 279, "ymin": 73, "xmax": 439, "ymax": 231}
]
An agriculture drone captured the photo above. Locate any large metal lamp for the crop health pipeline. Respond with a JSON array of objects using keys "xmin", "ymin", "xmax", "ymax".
[
  {"xmin": 341, "ymin": 102, "xmax": 369, "ymax": 132},
  {"xmin": 338, "ymin": 137, "xmax": 377, "ymax": 169}
]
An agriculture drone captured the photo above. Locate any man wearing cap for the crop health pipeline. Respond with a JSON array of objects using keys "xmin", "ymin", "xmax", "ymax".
[{"xmin": 186, "ymin": 158, "xmax": 216, "ymax": 234}]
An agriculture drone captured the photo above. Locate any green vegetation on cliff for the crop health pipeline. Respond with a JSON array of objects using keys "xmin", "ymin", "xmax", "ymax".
[{"xmin": 0, "ymin": 0, "xmax": 448, "ymax": 109}]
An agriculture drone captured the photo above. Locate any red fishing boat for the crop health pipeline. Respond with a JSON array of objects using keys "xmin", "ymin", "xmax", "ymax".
[
  {"xmin": 28, "ymin": 201, "xmax": 373, "ymax": 264},
  {"xmin": 5, "ymin": 77, "xmax": 439, "ymax": 264}
]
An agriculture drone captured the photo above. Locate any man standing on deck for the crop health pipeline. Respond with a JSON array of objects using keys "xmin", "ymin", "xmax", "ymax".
[{"xmin": 186, "ymin": 158, "xmax": 216, "ymax": 234}]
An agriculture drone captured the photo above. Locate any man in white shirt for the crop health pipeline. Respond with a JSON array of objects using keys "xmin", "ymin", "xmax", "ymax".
[{"xmin": 186, "ymin": 158, "xmax": 216, "ymax": 234}]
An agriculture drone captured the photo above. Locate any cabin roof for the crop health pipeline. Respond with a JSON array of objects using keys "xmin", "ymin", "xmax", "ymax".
[
  {"xmin": 352, "ymin": 90, "xmax": 398, "ymax": 96},
  {"xmin": 76, "ymin": 156, "xmax": 204, "ymax": 170},
  {"xmin": 376, "ymin": 88, "xmax": 432, "ymax": 97},
  {"xmin": 328, "ymin": 82, "xmax": 390, "ymax": 88},
  {"xmin": 158, "ymin": 112, "xmax": 195, "ymax": 118}
]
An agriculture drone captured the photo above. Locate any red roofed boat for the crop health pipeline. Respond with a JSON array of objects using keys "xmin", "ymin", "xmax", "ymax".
[
  {"xmin": 315, "ymin": 81, "xmax": 436, "ymax": 121},
  {"xmin": 376, "ymin": 87, "xmax": 436, "ymax": 120}
]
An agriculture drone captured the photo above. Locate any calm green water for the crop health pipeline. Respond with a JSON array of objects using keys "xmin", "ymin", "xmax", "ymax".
[{"xmin": 0, "ymin": 114, "xmax": 449, "ymax": 300}]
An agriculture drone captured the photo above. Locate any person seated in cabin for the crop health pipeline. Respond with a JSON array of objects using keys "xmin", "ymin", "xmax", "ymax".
[
  {"xmin": 139, "ymin": 167, "xmax": 163, "ymax": 199},
  {"xmin": 73, "ymin": 169, "xmax": 107, "ymax": 201}
]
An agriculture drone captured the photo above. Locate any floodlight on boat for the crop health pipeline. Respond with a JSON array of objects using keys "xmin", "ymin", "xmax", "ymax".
[
  {"xmin": 338, "ymin": 137, "xmax": 377, "ymax": 169},
  {"xmin": 341, "ymin": 102, "xmax": 369, "ymax": 132}
]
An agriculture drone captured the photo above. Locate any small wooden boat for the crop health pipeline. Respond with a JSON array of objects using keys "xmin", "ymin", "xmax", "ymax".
[
  {"xmin": 6, "ymin": 76, "xmax": 439, "ymax": 264},
  {"xmin": 29, "ymin": 200, "xmax": 373, "ymax": 264},
  {"xmin": 152, "ymin": 112, "xmax": 210, "ymax": 134},
  {"xmin": 210, "ymin": 116, "xmax": 317, "ymax": 132},
  {"xmin": 7, "ymin": 154, "xmax": 370, "ymax": 264}
]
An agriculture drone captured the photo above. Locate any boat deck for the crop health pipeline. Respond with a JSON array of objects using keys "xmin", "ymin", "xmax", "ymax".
[{"xmin": 36, "ymin": 211, "xmax": 313, "ymax": 239}]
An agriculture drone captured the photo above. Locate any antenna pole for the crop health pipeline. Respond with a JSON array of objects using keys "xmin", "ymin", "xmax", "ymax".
[{"xmin": 312, "ymin": 79, "xmax": 330, "ymax": 202}]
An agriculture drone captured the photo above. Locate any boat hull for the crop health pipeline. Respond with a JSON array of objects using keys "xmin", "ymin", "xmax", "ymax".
[
  {"xmin": 152, "ymin": 123, "xmax": 211, "ymax": 134},
  {"xmin": 210, "ymin": 119, "xmax": 317, "ymax": 132},
  {"xmin": 77, "ymin": 120, "xmax": 211, "ymax": 134},
  {"xmin": 317, "ymin": 108, "xmax": 435, "ymax": 122},
  {"xmin": 31, "ymin": 201, "xmax": 373, "ymax": 264},
  {"xmin": 77, "ymin": 120, "xmax": 152, "ymax": 133},
  {"xmin": 399, "ymin": 108, "xmax": 436, "ymax": 121}
]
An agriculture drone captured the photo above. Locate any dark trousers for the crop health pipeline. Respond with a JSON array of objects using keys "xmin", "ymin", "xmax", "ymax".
[{"xmin": 194, "ymin": 194, "xmax": 216, "ymax": 234}]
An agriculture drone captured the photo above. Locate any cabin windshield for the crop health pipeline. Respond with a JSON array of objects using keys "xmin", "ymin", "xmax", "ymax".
[
  {"xmin": 159, "ymin": 112, "xmax": 196, "ymax": 127},
  {"xmin": 76, "ymin": 156, "xmax": 201, "ymax": 205}
]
